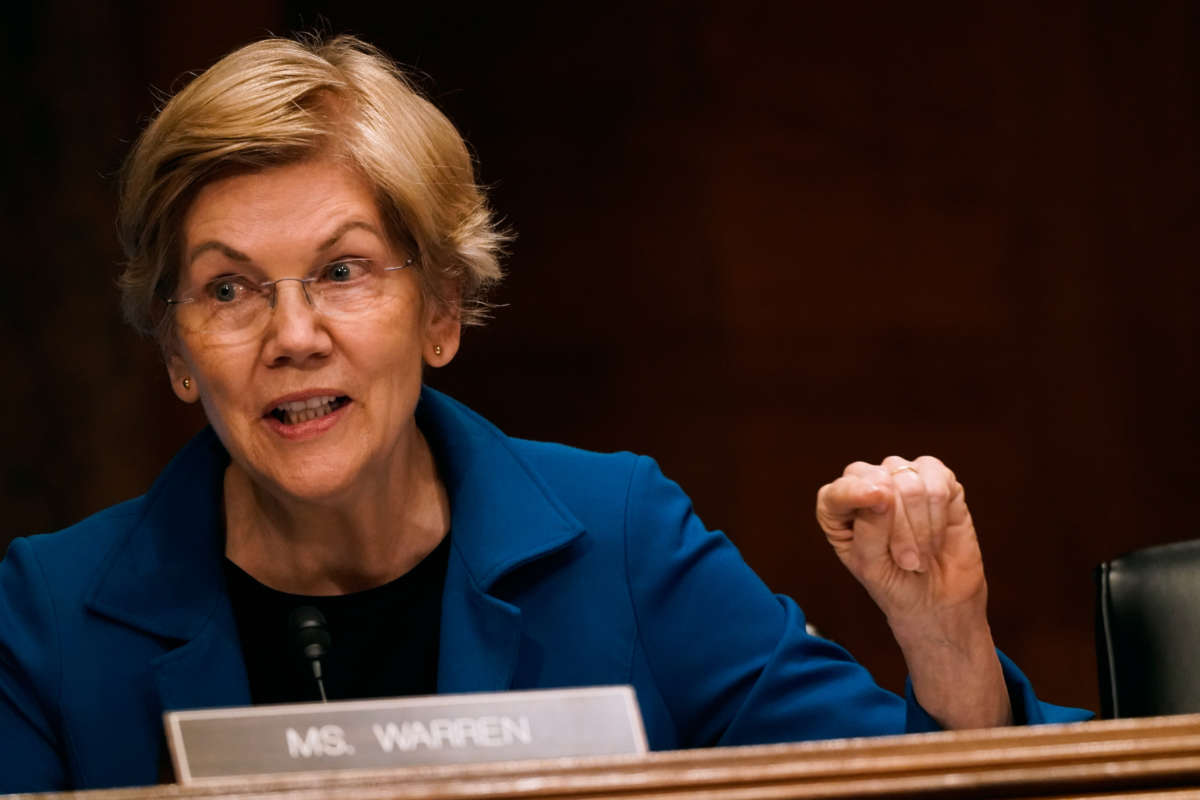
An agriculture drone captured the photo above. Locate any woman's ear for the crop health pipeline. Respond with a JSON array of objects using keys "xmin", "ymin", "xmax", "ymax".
[
  {"xmin": 165, "ymin": 351, "xmax": 200, "ymax": 403},
  {"xmin": 423, "ymin": 298, "xmax": 462, "ymax": 368}
]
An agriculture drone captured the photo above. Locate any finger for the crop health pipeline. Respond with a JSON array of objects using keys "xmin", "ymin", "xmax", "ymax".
[
  {"xmin": 947, "ymin": 479, "xmax": 970, "ymax": 527},
  {"xmin": 816, "ymin": 475, "xmax": 889, "ymax": 536},
  {"xmin": 913, "ymin": 455, "xmax": 954, "ymax": 555},
  {"xmin": 843, "ymin": 480, "xmax": 896, "ymax": 564},
  {"xmin": 882, "ymin": 455, "xmax": 925, "ymax": 572},
  {"xmin": 841, "ymin": 461, "xmax": 894, "ymax": 505},
  {"xmin": 843, "ymin": 460, "xmax": 885, "ymax": 480}
]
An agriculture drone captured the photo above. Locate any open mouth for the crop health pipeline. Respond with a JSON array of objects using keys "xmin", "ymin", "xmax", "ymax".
[{"xmin": 267, "ymin": 395, "xmax": 351, "ymax": 426}]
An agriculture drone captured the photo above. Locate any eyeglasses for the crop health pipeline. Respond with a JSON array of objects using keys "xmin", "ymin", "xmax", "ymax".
[{"xmin": 166, "ymin": 257, "xmax": 413, "ymax": 345}]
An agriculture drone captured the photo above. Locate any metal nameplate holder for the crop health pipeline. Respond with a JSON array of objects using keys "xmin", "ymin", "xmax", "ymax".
[{"xmin": 165, "ymin": 685, "xmax": 647, "ymax": 784}]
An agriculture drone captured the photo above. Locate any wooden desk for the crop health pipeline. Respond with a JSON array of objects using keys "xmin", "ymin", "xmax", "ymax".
[{"xmin": 10, "ymin": 714, "xmax": 1200, "ymax": 799}]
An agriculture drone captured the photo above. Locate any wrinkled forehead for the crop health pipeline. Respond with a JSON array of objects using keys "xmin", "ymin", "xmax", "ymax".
[{"xmin": 179, "ymin": 158, "xmax": 400, "ymax": 273}]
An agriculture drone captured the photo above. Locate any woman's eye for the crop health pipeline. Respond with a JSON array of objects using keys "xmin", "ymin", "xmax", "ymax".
[
  {"xmin": 324, "ymin": 260, "xmax": 368, "ymax": 282},
  {"xmin": 207, "ymin": 278, "xmax": 246, "ymax": 303}
]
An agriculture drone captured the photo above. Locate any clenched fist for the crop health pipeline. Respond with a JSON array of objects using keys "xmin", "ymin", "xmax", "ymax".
[{"xmin": 816, "ymin": 455, "xmax": 1011, "ymax": 729}]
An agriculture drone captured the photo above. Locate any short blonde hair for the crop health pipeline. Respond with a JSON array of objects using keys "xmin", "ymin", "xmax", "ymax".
[{"xmin": 117, "ymin": 34, "xmax": 505, "ymax": 339}]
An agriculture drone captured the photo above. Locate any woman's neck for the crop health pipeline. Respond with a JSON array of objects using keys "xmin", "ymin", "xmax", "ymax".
[{"xmin": 222, "ymin": 429, "xmax": 450, "ymax": 595}]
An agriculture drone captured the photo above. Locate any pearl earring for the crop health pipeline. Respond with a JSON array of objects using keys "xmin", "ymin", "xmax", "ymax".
[
  {"xmin": 182, "ymin": 378, "xmax": 192, "ymax": 390},
  {"xmin": 433, "ymin": 344, "xmax": 442, "ymax": 357}
]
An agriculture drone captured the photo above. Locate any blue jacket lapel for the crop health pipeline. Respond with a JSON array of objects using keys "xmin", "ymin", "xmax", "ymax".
[
  {"xmin": 150, "ymin": 599, "xmax": 251, "ymax": 712},
  {"xmin": 418, "ymin": 389, "xmax": 585, "ymax": 693},
  {"xmin": 83, "ymin": 429, "xmax": 251, "ymax": 711}
]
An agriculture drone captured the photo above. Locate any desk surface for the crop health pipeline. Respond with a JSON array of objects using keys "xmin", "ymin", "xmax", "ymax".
[{"xmin": 10, "ymin": 713, "xmax": 1200, "ymax": 799}]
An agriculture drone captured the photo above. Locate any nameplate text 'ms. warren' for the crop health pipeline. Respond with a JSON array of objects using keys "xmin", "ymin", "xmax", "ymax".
[{"xmin": 164, "ymin": 685, "xmax": 647, "ymax": 783}]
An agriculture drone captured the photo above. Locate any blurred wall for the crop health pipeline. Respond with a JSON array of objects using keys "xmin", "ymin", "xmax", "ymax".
[{"xmin": 2, "ymin": 1, "xmax": 1197, "ymax": 714}]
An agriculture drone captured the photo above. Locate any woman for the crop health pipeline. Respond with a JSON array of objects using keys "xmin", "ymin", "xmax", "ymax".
[{"xmin": 0, "ymin": 34, "xmax": 1088, "ymax": 792}]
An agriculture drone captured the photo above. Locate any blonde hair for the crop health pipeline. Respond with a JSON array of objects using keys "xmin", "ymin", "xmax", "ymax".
[{"xmin": 117, "ymin": 34, "xmax": 505, "ymax": 339}]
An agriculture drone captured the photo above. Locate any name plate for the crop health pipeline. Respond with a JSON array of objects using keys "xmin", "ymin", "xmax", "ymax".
[{"xmin": 165, "ymin": 685, "xmax": 647, "ymax": 784}]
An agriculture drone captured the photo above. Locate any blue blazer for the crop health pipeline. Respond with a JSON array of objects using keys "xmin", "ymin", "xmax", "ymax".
[{"xmin": 0, "ymin": 388, "xmax": 1089, "ymax": 791}]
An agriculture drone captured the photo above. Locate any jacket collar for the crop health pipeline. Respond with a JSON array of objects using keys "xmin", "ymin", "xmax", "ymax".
[
  {"xmin": 416, "ymin": 387, "xmax": 585, "ymax": 592},
  {"xmin": 84, "ymin": 386, "xmax": 585, "ymax": 639},
  {"xmin": 84, "ymin": 428, "xmax": 230, "ymax": 641}
]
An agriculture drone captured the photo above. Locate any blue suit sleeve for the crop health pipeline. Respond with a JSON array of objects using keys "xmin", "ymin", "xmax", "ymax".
[
  {"xmin": 0, "ymin": 538, "xmax": 70, "ymax": 792},
  {"xmin": 622, "ymin": 456, "xmax": 1090, "ymax": 746},
  {"xmin": 904, "ymin": 651, "xmax": 1093, "ymax": 731}
]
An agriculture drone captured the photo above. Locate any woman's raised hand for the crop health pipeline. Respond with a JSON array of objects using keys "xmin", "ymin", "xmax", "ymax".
[{"xmin": 815, "ymin": 455, "xmax": 1013, "ymax": 729}]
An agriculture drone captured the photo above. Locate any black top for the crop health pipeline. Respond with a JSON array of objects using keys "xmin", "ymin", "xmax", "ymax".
[{"xmin": 222, "ymin": 536, "xmax": 450, "ymax": 705}]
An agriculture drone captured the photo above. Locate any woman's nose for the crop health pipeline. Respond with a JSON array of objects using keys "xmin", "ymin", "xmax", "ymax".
[{"xmin": 260, "ymin": 280, "xmax": 332, "ymax": 365}]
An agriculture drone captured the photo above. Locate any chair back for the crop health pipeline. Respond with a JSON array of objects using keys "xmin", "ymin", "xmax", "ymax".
[{"xmin": 1096, "ymin": 539, "xmax": 1200, "ymax": 718}]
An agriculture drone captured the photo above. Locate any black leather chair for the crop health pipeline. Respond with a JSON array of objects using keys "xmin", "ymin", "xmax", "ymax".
[{"xmin": 1095, "ymin": 539, "xmax": 1200, "ymax": 718}]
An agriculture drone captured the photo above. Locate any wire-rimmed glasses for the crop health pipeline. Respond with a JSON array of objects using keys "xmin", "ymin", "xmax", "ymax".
[{"xmin": 166, "ymin": 257, "xmax": 414, "ymax": 345}]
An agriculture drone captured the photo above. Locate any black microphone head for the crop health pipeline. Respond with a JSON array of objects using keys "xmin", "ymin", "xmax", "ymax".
[{"xmin": 288, "ymin": 605, "xmax": 331, "ymax": 660}]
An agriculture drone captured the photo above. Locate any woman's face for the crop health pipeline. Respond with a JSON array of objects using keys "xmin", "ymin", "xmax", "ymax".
[{"xmin": 166, "ymin": 158, "xmax": 459, "ymax": 503}]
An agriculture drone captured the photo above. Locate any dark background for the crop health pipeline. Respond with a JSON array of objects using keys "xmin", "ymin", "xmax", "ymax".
[{"xmin": 2, "ymin": 1, "xmax": 1197, "ymax": 715}]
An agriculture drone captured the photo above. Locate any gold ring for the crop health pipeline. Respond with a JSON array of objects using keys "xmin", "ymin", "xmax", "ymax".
[{"xmin": 889, "ymin": 465, "xmax": 919, "ymax": 476}]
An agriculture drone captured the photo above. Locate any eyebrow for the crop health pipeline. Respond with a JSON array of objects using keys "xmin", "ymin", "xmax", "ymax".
[
  {"xmin": 316, "ymin": 220, "xmax": 383, "ymax": 252},
  {"xmin": 187, "ymin": 241, "xmax": 250, "ymax": 265},
  {"xmin": 186, "ymin": 220, "xmax": 385, "ymax": 266}
]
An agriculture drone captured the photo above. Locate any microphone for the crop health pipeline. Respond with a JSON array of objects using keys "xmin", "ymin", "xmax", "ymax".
[{"xmin": 288, "ymin": 606, "xmax": 331, "ymax": 703}]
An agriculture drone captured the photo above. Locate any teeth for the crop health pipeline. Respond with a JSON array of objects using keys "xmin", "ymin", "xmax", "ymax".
[
  {"xmin": 277, "ymin": 395, "xmax": 337, "ymax": 413},
  {"xmin": 273, "ymin": 395, "xmax": 342, "ymax": 425}
]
